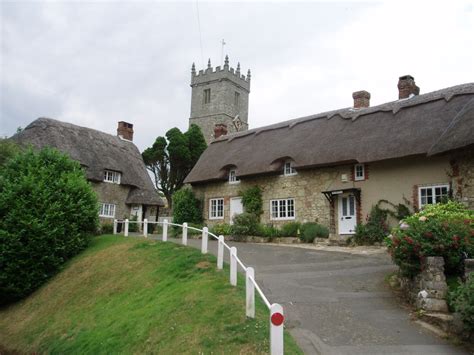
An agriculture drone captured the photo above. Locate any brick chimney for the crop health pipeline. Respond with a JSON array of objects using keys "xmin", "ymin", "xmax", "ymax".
[
  {"xmin": 398, "ymin": 75, "xmax": 420, "ymax": 99},
  {"xmin": 352, "ymin": 90, "xmax": 371, "ymax": 108},
  {"xmin": 117, "ymin": 121, "xmax": 134, "ymax": 141},
  {"xmin": 214, "ymin": 123, "xmax": 228, "ymax": 139}
]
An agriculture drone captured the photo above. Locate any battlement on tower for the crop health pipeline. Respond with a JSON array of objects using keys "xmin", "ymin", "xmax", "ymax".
[{"xmin": 190, "ymin": 56, "xmax": 251, "ymax": 92}]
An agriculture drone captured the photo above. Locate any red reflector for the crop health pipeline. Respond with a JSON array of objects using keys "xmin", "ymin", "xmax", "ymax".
[{"xmin": 271, "ymin": 312, "xmax": 284, "ymax": 326}]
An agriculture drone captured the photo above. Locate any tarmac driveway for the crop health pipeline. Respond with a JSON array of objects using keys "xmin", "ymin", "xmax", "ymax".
[{"xmin": 180, "ymin": 239, "xmax": 466, "ymax": 355}]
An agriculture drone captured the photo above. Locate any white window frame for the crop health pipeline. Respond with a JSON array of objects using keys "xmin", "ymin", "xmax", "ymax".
[
  {"xmin": 104, "ymin": 170, "xmax": 121, "ymax": 184},
  {"xmin": 209, "ymin": 198, "xmax": 224, "ymax": 220},
  {"xmin": 99, "ymin": 203, "xmax": 116, "ymax": 218},
  {"xmin": 283, "ymin": 161, "xmax": 297, "ymax": 176},
  {"xmin": 354, "ymin": 164, "xmax": 365, "ymax": 181},
  {"xmin": 228, "ymin": 170, "xmax": 240, "ymax": 184},
  {"xmin": 418, "ymin": 184, "xmax": 449, "ymax": 208},
  {"xmin": 270, "ymin": 198, "xmax": 295, "ymax": 220}
]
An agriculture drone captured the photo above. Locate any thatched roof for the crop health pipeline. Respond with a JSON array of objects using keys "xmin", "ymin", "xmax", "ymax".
[
  {"xmin": 12, "ymin": 118, "xmax": 164, "ymax": 206},
  {"xmin": 185, "ymin": 83, "xmax": 474, "ymax": 184}
]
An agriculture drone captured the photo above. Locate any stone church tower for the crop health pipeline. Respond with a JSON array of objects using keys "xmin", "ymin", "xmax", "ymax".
[{"xmin": 189, "ymin": 56, "xmax": 251, "ymax": 144}]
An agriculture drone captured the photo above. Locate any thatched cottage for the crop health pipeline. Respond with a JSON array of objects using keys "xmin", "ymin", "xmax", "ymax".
[
  {"xmin": 13, "ymin": 118, "xmax": 164, "ymax": 224},
  {"xmin": 185, "ymin": 76, "xmax": 474, "ymax": 241}
]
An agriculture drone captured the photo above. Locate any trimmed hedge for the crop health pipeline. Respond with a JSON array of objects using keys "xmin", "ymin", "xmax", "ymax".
[
  {"xmin": 0, "ymin": 148, "xmax": 98, "ymax": 304},
  {"xmin": 300, "ymin": 223, "xmax": 329, "ymax": 243}
]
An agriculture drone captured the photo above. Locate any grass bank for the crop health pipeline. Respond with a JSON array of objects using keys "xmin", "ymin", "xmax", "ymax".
[{"xmin": 0, "ymin": 235, "xmax": 301, "ymax": 354}]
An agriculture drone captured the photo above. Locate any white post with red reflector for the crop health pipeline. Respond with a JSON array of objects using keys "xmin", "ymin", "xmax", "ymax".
[{"xmin": 270, "ymin": 303, "xmax": 284, "ymax": 355}]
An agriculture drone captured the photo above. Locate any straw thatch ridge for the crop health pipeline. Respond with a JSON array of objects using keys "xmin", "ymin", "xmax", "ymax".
[
  {"xmin": 12, "ymin": 118, "xmax": 163, "ymax": 206},
  {"xmin": 185, "ymin": 83, "xmax": 474, "ymax": 184}
]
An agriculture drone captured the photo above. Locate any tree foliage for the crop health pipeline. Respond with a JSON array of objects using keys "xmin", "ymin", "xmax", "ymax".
[
  {"xmin": 241, "ymin": 186, "xmax": 263, "ymax": 217},
  {"xmin": 142, "ymin": 124, "xmax": 206, "ymax": 209},
  {"xmin": 0, "ymin": 148, "xmax": 99, "ymax": 304},
  {"xmin": 172, "ymin": 188, "xmax": 202, "ymax": 226},
  {"xmin": 0, "ymin": 138, "xmax": 20, "ymax": 166}
]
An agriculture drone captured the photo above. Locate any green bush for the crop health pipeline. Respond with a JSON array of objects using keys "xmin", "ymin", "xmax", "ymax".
[
  {"xmin": 231, "ymin": 213, "xmax": 259, "ymax": 236},
  {"xmin": 354, "ymin": 205, "xmax": 389, "ymax": 245},
  {"xmin": 280, "ymin": 222, "xmax": 301, "ymax": 237},
  {"xmin": 241, "ymin": 186, "xmax": 263, "ymax": 217},
  {"xmin": 128, "ymin": 215, "xmax": 139, "ymax": 233},
  {"xmin": 210, "ymin": 223, "xmax": 232, "ymax": 236},
  {"xmin": 0, "ymin": 148, "xmax": 98, "ymax": 304},
  {"xmin": 257, "ymin": 224, "xmax": 282, "ymax": 239},
  {"xmin": 386, "ymin": 201, "xmax": 474, "ymax": 277},
  {"xmin": 172, "ymin": 188, "xmax": 202, "ymax": 226},
  {"xmin": 451, "ymin": 275, "xmax": 474, "ymax": 331},
  {"xmin": 99, "ymin": 223, "xmax": 114, "ymax": 235},
  {"xmin": 0, "ymin": 138, "xmax": 20, "ymax": 167},
  {"xmin": 300, "ymin": 223, "xmax": 329, "ymax": 243}
]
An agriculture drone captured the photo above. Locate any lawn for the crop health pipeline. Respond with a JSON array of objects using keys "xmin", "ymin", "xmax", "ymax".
[{"xmin": 0, "ymin": 235, "xmax": 302, "ymax": 354}]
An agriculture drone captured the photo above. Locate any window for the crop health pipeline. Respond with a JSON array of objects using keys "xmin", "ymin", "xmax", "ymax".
[
  {"xmin": 270, "ymin": 198, "xmax": 295, "ymax": 220},
  {"xmin": 99, "ymin": 203, "xmax": 116, "ymax": 218},
  {"xmin": 203, "ymin": 89, "xmax": 211, "ymax": 104},
  {"xmin": 104, "ymin": 170, "xmax": 121, "ymax": 184},
  {"xmin": 419, "ymin": 184, "xmax": 449, "ymax": 207},
  {"xmin": 229, "ymin": 170, "xmax": 240, "ymax": 184},
  {"xmin": 354, "ymin": 164, "xmax": 365, "ymax": 181},
  {"xmin": 209, "ymin": 198, "xmax": 224, "ymax": 219},
  {"xmin": 234, "ymin": 92, "xmax": 240, "ymax": 107},
  {"xmin": 284, "ymin": 161, "xmax": 297, "ymax": 176}
]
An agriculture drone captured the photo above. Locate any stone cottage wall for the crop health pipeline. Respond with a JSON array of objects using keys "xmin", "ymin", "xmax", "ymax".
[
  {"xmin": 192, "ymin": 167, "xmax": 337, "ymax": 228},
  {"xmin": 91, "ymin": 182, "xmax": 131, "ymax": 224},
  {"xmin": 451, "ymin": 149, "xmax": 474, "ymax": 209}
]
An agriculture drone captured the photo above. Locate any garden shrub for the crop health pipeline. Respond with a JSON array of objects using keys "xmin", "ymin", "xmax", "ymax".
[
  {"xmin": 386, "ymin": 201, "xmax": 474, "ymax": 278},
  {"xmin": 172, "ymin": 188, "xmax": 202, "ymax": 225},
  {"xmin": 241, "ymin": 186, "xmax": 263, "ymax": 217},
  {"xmin": 231, "ymin": 213, "xmax": 259, "ymax": 236},
  {"xmin": 256, "ymin": 224, "xmax": 281, "ymax": 239},
  {"xmin": 0, "ymin": 148, "xmax": 98, "ymax": 304},
  {"xmin": 354, "ymin": 205, "xmax": 389, "ymax": 245},
  {"xmin": 128, "ymin": 214, "xmax": 139, "ymax": 232},
  {"xmin": 210, "ymin": 223, "xmax": 232, "ymax": 236},
  {"xmin": 280, "ymin": 222, "xmax": 301, "ymax": 237},
  {"xmin": 451, "ymin": 275, "xmax": 474, "ymax": 331},
  {"xmin": 99, "ymin": 223, "xmax": 114, "ymax": 235},
  {"xmin": 300, "ymin": 223, "xmax": 329, "ymax": 243}
]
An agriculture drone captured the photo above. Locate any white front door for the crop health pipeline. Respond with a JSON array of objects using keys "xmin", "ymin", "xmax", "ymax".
[
  {"xmin": 338, "ymin": 194, "xmax": 357, "ymax": 234},
  {"xmin": 230, "ymin": 197, "xmax": 243, "ymax": 224}
]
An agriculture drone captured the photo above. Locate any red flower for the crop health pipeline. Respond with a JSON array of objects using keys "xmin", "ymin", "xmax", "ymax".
[{"xmin": 404, "ymin": 236, "xmax": 414, "ymax": 245}]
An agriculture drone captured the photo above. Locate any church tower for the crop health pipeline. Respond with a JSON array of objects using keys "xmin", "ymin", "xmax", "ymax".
[{"xmin": 189, "ymin": 56, "xmax": 251, "ymax": 144}]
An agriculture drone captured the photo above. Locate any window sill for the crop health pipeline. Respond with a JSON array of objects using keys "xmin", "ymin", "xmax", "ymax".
[
  {"xmin": 270, "ymin": 217, "xmax": 296, "ymax": 221},
  {"xmin": 209, "ymin": 217, "xmax": 224, "ymax": 220},
  {"xmin": 99, "ymin": 215, "xmax": 115, "ymax": 218},
  {"xmin": 103, "ymin": 180, "xmax": 120, "ymax": 184},
  {"xmin": 229, "ymin": 181, "xmax": 241, "ymax": 185}
]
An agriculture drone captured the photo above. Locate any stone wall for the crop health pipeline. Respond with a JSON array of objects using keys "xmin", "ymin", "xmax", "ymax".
[
  {"xmin": 91, "ymin": 182, "xmax": 131, "ymax": 224},
  {"xmin": 399, "ymin": 257, "xmax": 448, "ymax": 312},
  {"xmin": 192, "ymin": 167, "xmax": 336, "ymax": 228},
  {"xmin": 451, "ymin": 149, "xmax": 474, "ymax": 209}
]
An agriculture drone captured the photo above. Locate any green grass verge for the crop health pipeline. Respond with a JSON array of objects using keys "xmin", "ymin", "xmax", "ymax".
[{"xmin": 0, "ymin": 235, "xmax": 302, "ymax": 354}]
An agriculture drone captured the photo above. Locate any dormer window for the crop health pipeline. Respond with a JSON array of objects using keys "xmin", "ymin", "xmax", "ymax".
[
  {"xmin": 354, "ymin": 164, "xmax": 365, "ymax": 181},
  {"xmin": 284, "ymin": 161, "xmax": 297, "ymax": 176},
  {"xmin": 104, "ymin": 170, "xmax": 121, "ymax": 184},
  {"xmin": 229, "ymin": 170, "xmax": 240, "ymax": 184}
]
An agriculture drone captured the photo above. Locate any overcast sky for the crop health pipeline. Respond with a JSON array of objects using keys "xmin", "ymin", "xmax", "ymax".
[{"xmin": 1, "ymin": 1, "xmax": 473, "ymax": 151}]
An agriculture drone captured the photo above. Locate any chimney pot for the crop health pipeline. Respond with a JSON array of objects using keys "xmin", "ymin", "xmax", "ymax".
[
  {"xmin": 117, "ymin": 121, "xmax": 134, "ymax": 141},
  {"xmin": 398, "ymin": 75, "xmax": 420, "ymax": 99},
  {"xmin": 352, "ymin": 90, "xmax": 371, "ymax": 108},
  {"xmin": 214, "ymin": 123, "xmax": 228, "ymax": 139}
]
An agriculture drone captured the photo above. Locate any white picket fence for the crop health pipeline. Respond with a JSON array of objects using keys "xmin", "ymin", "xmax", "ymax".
[{"xmin": 113, "ymin": 218, "xmax": 285, "ymax": 355}]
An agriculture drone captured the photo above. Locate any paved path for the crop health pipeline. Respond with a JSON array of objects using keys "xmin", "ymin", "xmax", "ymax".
[{"xmin": 174, "ymin": 238, "xmax": 466, "ymax": 355}]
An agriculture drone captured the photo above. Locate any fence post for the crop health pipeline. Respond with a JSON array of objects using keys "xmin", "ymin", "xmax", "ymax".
[
  {"xmin": 246, "ymin": 267, "xmax": 255, "ymax": 318},
  {"xmin": 217, "ymin": 235, "xmax": 224, "ymax": 270},
  {"xmin": 163, "ymin": 219, "xmax": 168, "ymax": 242},
  {"xmin": 113, "ymin": 219, "xmax": 117, "ymax": 235},
  {"xmin": 143, "ymin": 219, "xmax": 148, "ymax": 238},
  {"xmin": 124, "ymin": 219, "xmax": 129, "ymax": 237},
  {"xmin": 270, "ymin": 303, "xmax": 284, "ymax": 355},
  {"xmin": 182, "ymin": 222, "xmax": 188, "ymax": 245},
  {"xmin": 201, "ymin": 227, "xmax": 208, "ymax": 254},
  {"xmin": 230, "ymin": 247, "xmax": 237, "ymax": 286}
]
